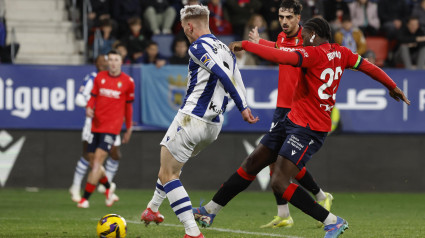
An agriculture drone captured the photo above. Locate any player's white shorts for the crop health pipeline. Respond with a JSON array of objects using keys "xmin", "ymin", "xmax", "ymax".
[
  {"xmin": 160, "ymin": 111, "xmax": 222, "ymax": 163},
  {"xmin": 81, "ymin": 117, "xmax": 121, "ymax": 146}
]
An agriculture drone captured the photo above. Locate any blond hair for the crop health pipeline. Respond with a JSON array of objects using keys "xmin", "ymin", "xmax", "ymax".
[{"xmin": 180, "ymin": 5, "xmax": 210, "ymax": 22}]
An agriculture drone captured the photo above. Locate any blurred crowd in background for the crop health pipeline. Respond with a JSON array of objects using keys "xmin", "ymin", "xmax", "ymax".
[{"xmin": 3, "ymin": 0, "xmax": 425, "ymax": 69}]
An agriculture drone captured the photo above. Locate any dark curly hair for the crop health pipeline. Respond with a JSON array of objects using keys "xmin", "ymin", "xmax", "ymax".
[
  {"xmin": 303, "ymin": 17, "xmax": 332, "ymax": 41},
  {"xmin": 280, "ymin": 0, "xmax": 303, "ymax": 15}
]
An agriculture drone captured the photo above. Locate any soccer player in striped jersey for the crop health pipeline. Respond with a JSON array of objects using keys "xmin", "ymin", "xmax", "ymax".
[
  {"xmin": 69, "ymin": 55, "xmax": 123, "ymax": 203},
  {"xmin": 140, "ymin": 5, "xmax": 258, "ymax": 238},
  {"xmin": 193, "ymin": 17, "xmax": 409, "ymax": 238}
]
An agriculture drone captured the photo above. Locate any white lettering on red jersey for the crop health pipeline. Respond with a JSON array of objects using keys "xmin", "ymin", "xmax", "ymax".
[
  {"xmin": 88, "ymin": 71, "xmax": 135, "ymax": 134},
  {"xmin": 289, "ymin": 43, "xmax": 361, "ymax": 132}
]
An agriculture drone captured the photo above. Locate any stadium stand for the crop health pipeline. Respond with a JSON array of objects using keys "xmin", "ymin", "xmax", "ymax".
[
  {"xmin": 152, "ymin": 34, "xmax": 174, "ymax": 58},
  {"xmin": 4, "ymin": 0, "xmax": 84, "ymax": 64}
]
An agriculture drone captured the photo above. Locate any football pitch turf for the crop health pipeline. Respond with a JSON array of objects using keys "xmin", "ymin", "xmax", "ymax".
[{"xmin": 1, "ymin": 189, "xmax": 424, "ymax": 238}]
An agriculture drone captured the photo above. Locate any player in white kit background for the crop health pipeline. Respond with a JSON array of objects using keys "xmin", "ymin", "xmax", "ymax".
[{"xmin": 139, "ymin": 5, "xmax": 259, "ymax": 238}]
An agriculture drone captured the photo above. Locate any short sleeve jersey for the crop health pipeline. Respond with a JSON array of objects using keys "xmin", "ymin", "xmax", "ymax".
[
  {"xmin": 275, "ymin": 27, "xmax": 303, "ymax": 108},
  {"xmin": 288, "ymin": 43, "xmax": 362, "ymax": 132},
  {"xmin": 89, "ymin": 71, "xmax": 135, "ymax": 134}
]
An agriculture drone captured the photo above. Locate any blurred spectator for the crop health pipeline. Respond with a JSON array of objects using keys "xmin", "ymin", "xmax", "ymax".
[
  {"xmin": 259, "ymin": 0, "xmax": 281, "ymax": 40},
  {"xmin": 224, "ymin": 0, "xmax": 262, "ymax": 40},
  {"xmin": 208, "ymin": 0, "xmax": 233, "ymax": 35},
  {"xmin": 234, "ymin": 50, "xmax": 257, "ymax": 68},
  {"xmin": 300, "ymin": 0, "xmax": 324, "ymax": 23},
  {"xmin": 137, "ymin": 41, "xmax": 168, "ymax": 68},
  {"xmin": 334, "ymin": 15, "xmax": 367, "ymax": 55},
  {"xmin": 395, "ymin": 16, "xmax": 425, "ymax": 69},
  {"xmin": 243, "ymin": 14, "xmax": 268, "ymax": 42},
  {"xmin": 0, "ymin": 0, "xmax": 4, "ymax": 21},
  {"xmin": 0, "ymin": 0, "xmax": 19, "ymax": 63},
  {"xmin": 411, "ymin": 0, "xmax": 425, "ymax": 31},
  {"xmin": 88, "ymin": 0, "xmax": 112, "ymax": 29},
  {"xmin": 171, "ymin": 0, "xmax": 201, "ymax": 38},
  {"xmin": 323, "ymin": 0, "xmax": 350, "ymax": 33},
  {"xmin": 94, "ymin": 19, "xmax": 116, "ymax": 55},
  {"xmin": 122, "ymin": 17, "xmax": 150, "ymax": 63},
  {"xmin": 378, "ymin": 0, "xmax": 409, "ymax": 39},
  {"xmin": 363, "ymin": 50, "xmax": 376, "ymax": 65},
  {"xmin": 143, "ymin": 0, "xmax": 177, "ymax": 35},
  {"xmin": 168, "ymin": 37, "xmax": 190, "ymax": 65},
  {"xmin": 114, "ymin": 42, "xmax": 132, "ymax": 65},
  {"xmin": 348, "ymin": 0, "xmax": 380, "ymax": 36},
  {"xmin": 111, "ymin": 0, "xmax": 141, "ymax": 37}
]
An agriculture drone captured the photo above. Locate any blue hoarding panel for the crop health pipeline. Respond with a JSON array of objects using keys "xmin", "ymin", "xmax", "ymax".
[{"xmin": 1, "ymin": 64, "xmax": 424, "ymax": 133}]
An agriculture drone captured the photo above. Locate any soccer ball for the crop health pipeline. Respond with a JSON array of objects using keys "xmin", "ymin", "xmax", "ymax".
[{"xmin": 96, "ymin": 214, "xmax": 127, "ymax": 238}]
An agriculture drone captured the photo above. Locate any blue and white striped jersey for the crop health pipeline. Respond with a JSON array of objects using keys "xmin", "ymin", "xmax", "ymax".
[
  {"xmin": 75, "ymin": 72, "xmax": 96, "ymax": 107},
  {"xmin": 181, "ymin": 34, "xmax": 248, "ymax": 124}
]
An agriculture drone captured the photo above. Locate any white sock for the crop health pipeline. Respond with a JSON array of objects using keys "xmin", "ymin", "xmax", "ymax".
[
  {"xmin": 204, "ymin": 200, "xmax": 223, "ymax": 215},
  {"xmin": 72, "ymin": 157, "xmax": 89, "ymax": 187},
  {"xmin": 277, "ymin": 204, "xmax": 290, "ymax": 218},
  {"xmin": 323, "ymin": 213, "xmax": 338, "ymax": 226},
  {"xmin": 147, "ymin": 179, "xmax": 166, "ymax": 212},
  {"xmin": 163, "ymin": 179, "xmax": 200, "ymax": 237},
  {"xmin": 105, "ymin": 157, "xmax": 119, "ymax": 182},
  {"xmin": 315, "ymin": 189, "xmax": 327, "ymax": 201}
]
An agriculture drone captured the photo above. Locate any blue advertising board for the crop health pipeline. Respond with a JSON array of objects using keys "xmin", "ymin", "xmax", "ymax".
[
  {"xmin": 0, "ymin": 64, "xmax": 142, "ymax": 130},
  {"xmin": 0, "ymin": 64, "xmax": 424, "ymax": 133}
]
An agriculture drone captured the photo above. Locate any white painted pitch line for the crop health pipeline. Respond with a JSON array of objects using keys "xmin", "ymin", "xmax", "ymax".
[{"xmin": 126, "ymin": 219, "xmax": 305, "ymax": 238}]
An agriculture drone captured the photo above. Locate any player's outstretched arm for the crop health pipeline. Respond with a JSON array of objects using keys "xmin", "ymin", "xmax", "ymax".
[
  {"xmin": 241, "ymin": 108, "xmax": 259, "ymax": 124},
  {"xmin": 231, "ymin": 40, "xmax": 299, "ymax": 66},
  {"xmin": 389, "ymin": 87, "xmax": 411, "ymax": 105},
  {"xmin": 357, "ymin": 59, "xmax": 410, "ymax": 105},
  {"xmin": 229, "ymin": 41, "xmax": 244, "ymax": 52}
]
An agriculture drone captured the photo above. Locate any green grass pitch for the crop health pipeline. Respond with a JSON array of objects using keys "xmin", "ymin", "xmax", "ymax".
[{"xmin": 0, "ymin": 189, "xmax": 424, "ymax": 237}]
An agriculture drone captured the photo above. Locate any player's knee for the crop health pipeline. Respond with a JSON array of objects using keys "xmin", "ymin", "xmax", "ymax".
[
  {"xmin": 158, "ymin": 167, "xmax": 179, "ymax": 185},
  {"xmin": 270, "ymin": 175, "xmax": 291, "ymax": 195}
]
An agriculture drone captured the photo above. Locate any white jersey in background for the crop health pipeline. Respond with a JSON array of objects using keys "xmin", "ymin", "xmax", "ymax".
[
  {"xmin": 182, "ymin": 34, "xmax": 248, "ymax": 124},
  {"xmin": 75, "ymin": 72, "xmax": 120, "ymax": 145}
]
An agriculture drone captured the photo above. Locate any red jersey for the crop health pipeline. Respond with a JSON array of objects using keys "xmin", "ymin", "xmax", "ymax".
[
  {"xmin": 87, "ymin": 71, "xmax": 135, "ymax": 135},
  {"xmin": 259, "ymin": 27, "xmax": 303, "ymax": 108},
  {"xmin": 288, "ymin": 43, "xmax": 364, "ymax": 132},
  {"xmin": 242, "ymin": 40, "xmax": 397, "ymax": 133}
]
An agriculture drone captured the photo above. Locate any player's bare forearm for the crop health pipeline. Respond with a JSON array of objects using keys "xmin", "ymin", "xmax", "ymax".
[
  {"xmin": 86, "ymin": 107, "xmax": 94, "ymax": 118},
  {"xmin": 241, "ymin": 108, "xmax": 259, "ymax": 124},
  {"xmin": 122, "ymin": 127, "xmax": 132, "ymax": 144},
  {"xmin": 389, "ymin": 86, "xmax": 411, "ymax": 105}
]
